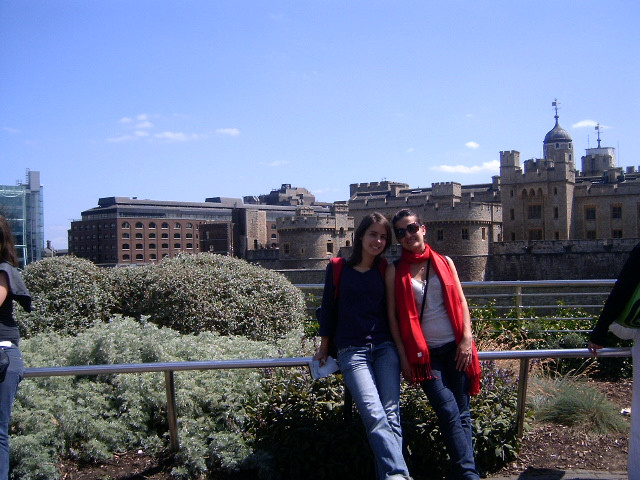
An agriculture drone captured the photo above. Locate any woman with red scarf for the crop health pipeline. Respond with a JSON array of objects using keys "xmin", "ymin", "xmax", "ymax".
[{"xmin": 386, "ymin": 209, "xmax": 481, "ymax": 480}]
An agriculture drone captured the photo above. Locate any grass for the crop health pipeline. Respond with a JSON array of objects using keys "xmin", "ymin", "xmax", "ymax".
[{"xmin": 527, "ymin": 375, "xmax": 629, "ymax": 434}]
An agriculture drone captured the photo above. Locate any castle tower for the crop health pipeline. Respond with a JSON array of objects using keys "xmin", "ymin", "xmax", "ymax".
[
  {"xmin": 543, "ymin": 99, "xmax": 574, "ymax": 166},
  {"xmin": 581, "ymin": 124, "xmax": 616, "ymax": 177}
]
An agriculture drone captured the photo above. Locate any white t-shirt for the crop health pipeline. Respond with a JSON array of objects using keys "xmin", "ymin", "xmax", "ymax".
[{"xmin": 411, "ymin": 273, "xmax": 455, "ymax": 348}]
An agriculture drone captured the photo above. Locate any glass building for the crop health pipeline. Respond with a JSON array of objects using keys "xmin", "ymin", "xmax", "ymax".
[{"xmin": 0, "ymin": 170, "xmax": 44, "ymax": 267}]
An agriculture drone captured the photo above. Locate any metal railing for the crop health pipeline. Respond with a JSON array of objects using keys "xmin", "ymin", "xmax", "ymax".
[
  {"xmin": 23, "ymin": 347, "xmax": 630, "ymax": 449},
  {"xmin": 299, "ymin": 279, "xmax": 616, "ymax": 325}
]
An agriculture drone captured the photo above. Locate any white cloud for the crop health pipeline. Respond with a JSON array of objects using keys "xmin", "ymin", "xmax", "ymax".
[
  {"xmin": 135, "ymin": 131, "xmax": 149, "ymax": 137},
  {"xmin": 431, "ymin": 159, "xmax": 500, "ymax": 174},
  {"xmin": 215, "ymin": 128, "xmax": 240, "ymax": 136},
  {"xmin": 3, "ymin": 126, "xmax": 21, "ymax": 134},
  {"xmin": 465, "ymin": 141, "xmax": 480, "ymax": 149},
  {"xmin": 119, "ymin": 117, "xmax": 133, "ymax": 123},
  {"xmin": 406, "ymin": 147, "xmax": 415, "ymax": 153},
  {"xmin": 572, "ymin": 119, "xmax": 597, "ymax": 128},
  {"xmin": 154, "ymin": 131, "xmax": 200, "ymax": 142},
  {"xmin": 261, "ymin": 160, "xmax": 289, "ymax": 167},
  {"xmin": 136, "ymin": 121, "xmax": 153, "ymax": 129}
]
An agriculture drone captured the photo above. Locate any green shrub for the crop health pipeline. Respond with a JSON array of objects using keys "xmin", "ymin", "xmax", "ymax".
[
  {"xmin": 109, "ymin": 253, "xmax": 307, "ymax": 341},
  {"xmin": 17, "ymin": 256, "xmax": 115, "ymax": 337},
  {"xmin": 253, "ymin": 360, "xmax": 521, "ymax": 479},
  {"xmin": 12, "ymin": 317, "xmax": 311, "ymax": 480}
]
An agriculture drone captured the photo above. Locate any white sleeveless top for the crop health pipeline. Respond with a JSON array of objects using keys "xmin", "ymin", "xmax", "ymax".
[{"xmin": 411, "ymin": 273, "xmax": 455, "ymax": 348}]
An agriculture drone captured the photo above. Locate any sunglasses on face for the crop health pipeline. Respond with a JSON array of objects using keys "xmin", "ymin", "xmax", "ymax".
[{"xmin": 394, "ymin": 222, "xmax": 421, "ymax": 240}]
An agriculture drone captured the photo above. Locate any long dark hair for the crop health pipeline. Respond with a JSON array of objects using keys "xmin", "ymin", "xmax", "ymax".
[
  {"xmin": 0, "ymin": 216, "xmax": 19, "ymax": 267},
  {"xmin": 347, "ymin": 212, "xmax": 392, "ymax": 267}
]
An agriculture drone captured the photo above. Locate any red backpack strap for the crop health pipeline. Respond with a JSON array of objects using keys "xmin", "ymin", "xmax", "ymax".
[
  {"xmin": 377, "ymin": 258, "xmax": 388, "ymax": 278},
  {"xmin": 330, "ymin": 257, "xmax": 344, "ymax": 299}
]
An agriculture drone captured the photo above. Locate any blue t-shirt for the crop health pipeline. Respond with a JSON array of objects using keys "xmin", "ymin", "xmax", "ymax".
[{"xmin": 318, "ymin": 262, "xmax": 392, "ymax": 350}]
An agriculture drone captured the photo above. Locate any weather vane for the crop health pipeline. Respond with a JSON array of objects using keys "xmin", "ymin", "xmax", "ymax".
[
  {"xmin": 595, "ymin": 123, "xmax": 602, "ymax": 148},
  {"xmin": 552, "ymin": 98, "xmax": 561, "ymax": 121}
]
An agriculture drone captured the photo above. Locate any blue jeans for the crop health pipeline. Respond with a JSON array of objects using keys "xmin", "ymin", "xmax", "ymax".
[
  {"xmin": 337, "ymin": 341, "xmax": 410, "ymax": 480},
  {"xmin": 0, "ymin": 346, "xmax": 23, "ymax": 480},
  {"xmin": 420, "ymin": 341, "xmax": 478, "ymax": 480}
]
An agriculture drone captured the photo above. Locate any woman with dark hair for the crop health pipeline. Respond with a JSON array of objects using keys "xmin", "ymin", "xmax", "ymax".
[
  {"xmin": 387, "ymin": 208, "xmax": 481, "ymax": 480},
  {"xmin": 0, "ymin": 216, "xmax": 32, "ymax": 479},
  {"xmin": 314, "ymin": 212, "xmax": 411, "ymax": 480}
]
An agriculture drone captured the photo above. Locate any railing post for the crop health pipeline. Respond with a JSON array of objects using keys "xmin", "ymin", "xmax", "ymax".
[
  {"xmin": 515, "ymin": 357, "xmax": 530, "ymax": 439},
  {"xmin": 515, "ymin": 285, "xmax": 522, "ymax": 320},
  {"xmin": 165, "ymin": 370, "xmax": 179, "ymax": 451}
]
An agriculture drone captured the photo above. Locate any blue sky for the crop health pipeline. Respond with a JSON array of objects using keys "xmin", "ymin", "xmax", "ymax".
[{"xmin": 2, "ymin": 1, "xmax": 639, "ymax": 250}]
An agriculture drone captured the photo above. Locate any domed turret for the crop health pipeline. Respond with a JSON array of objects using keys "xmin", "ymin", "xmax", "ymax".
[
  {"xmin": 543, "ymin": 99, "xmax": 573, "ymax": 161},
  {"xmin": 544, "ymin": 119, "xmax": 572, "ymax": 145}
]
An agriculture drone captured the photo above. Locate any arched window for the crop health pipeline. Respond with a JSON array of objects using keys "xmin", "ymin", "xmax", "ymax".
[
  {"xmin": 161, "ymin": 222, "xmax": 169, "ymax": 229},
  {"xmin": 123, "ymin": 254, "xmax": 130, "ymax": 260},
  {"xmin": 149, "ymin": 222, "xmax": 156, "ymax": 229},
  {"xmin": 122, "ymin": 243, "xmax": 130, "ymax": 250},
  {"xmin": 174, "ymin": 222, "xmax": 181, "ymax": 229},
  {"xmin": 122, "ymin": 222, "xmax": 130, "ymax": 229},
  {"xmin": 135, "ymin": 222, "xmax": 143, "ymax": 229},
  {"xmin": 135, "ymin": 254, "xmax": 144, "ymax": 260},
  {"xmin": 186, "ymin": 222, "xmax": 193, "ymax": 228}
]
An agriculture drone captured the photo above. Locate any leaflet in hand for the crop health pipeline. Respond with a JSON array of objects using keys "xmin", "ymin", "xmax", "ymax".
[{"xmin": 309, "ymin": 356, "xmax": 339, "ymax": 379}]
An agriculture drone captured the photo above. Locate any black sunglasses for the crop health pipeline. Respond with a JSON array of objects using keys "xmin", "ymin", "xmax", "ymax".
[{"xmin": 394, "ymin": 222, "xmax": 421, "ymax": 240}]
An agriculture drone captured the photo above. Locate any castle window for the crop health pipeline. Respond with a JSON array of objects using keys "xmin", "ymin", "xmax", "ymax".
[
  {"xmin": 510, "ymin": 209, "xmax": 515, "ymax": 221},
  {"xmin": 254, "ymin": 239, "xmax": 258, "ymax": 249},
  {"xmin": 612, "ymin": 230, "xmax": 623, "ymax": 238},
  {"xmin": 339, "ymin": 227, "xmax": 345, "ymax": 236},
  {"xmin": 345, "ymin": 241, "xmax": 351, "ymax": 247},
  {"xmin": 555, "ymin": 231, "xmax": 560, "ymax": 240},
  {"xmin": 528, "ymin": 205, "xmax": 542, "ymax": 219},
  {"xmin": 510, "ymin": 233, "xmax": 516, "ymax": 241},
  {"xmin": 327, "ymin": 242, "xmax": 334, "ymax": 253},
  {"xmin": 271, "ymin": 234, "xmax": 277, "ymax": 239},
  {"xmin": 585, "ymin": 207, "xmax": 596, "ymax": 221},
  {"xmin": 612, "ymin": 205, "xmax": 622, "ymax": 219},
  {"xmin": 481, "ymin": 228, "xmax": 486, "ymax": 240},
  {"xmin": 528, "ymin": 230, "xmax": 543, "ymax": 241},
  {"xmin": 461, "ymin": 229, "xmax": 469, "ymax": 240},
  {"xmin": 586, "ymin": 230, "xmax": 597, "ymax": 240},
  {"xmin": 554, "ymin": 187, "xmax": 558, "ymax": 195},
  {"xmin": 554, "ymin": 207, "xmax": 559, "ymax": 219},
  {"xmin": 437, "ymin": 229, "xmax": 444, "ymax": 241},
  {"xmin": 284, "ymin": 243, "xmax": 290, "ymax": 255}
]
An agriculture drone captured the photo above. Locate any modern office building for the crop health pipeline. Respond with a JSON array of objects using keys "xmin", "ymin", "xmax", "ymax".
[{"xmin": 0, "ymin": 169, "xmax": 44, "ymax": 267}]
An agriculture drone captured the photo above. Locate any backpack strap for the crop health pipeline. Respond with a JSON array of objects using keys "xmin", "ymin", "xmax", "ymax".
[{"xmin": 330, "ymin": 257, "xmax": 345, "ymax": 299}]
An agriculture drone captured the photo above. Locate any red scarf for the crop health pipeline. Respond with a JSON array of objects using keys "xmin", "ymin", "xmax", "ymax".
[{"xmin": 395, "ymin": 244, "xmax": 481, "ymax": 395}]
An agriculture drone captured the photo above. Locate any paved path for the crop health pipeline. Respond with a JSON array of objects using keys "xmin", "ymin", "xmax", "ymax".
[{"xmin": 486, "ymin": 467, "xmax": 627, "ymax": 479}]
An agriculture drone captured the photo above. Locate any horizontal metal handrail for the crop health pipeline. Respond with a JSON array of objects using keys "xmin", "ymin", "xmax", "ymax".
[{"xmin": 22, "ymin": 347, "xmax": 631, "ymax": 448}]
